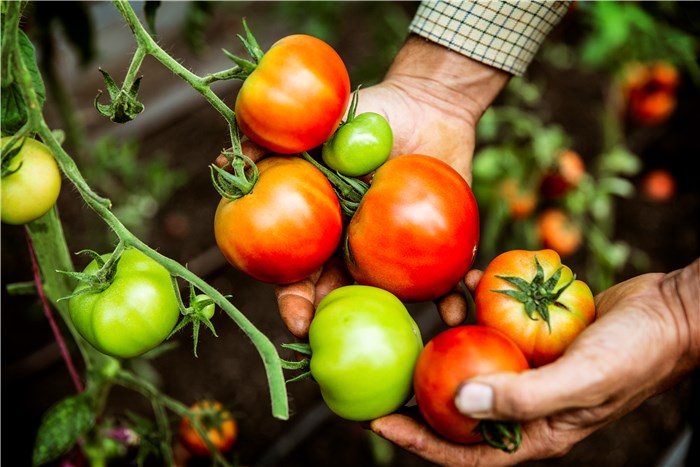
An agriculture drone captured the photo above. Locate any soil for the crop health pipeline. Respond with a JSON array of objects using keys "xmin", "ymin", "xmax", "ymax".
[{"xmin": 2, "ymin": 2, "xmax": 699, "ymax": 467}]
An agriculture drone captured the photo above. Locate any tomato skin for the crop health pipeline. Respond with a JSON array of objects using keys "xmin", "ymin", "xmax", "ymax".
[
  {"xmin": 235, "ymin": 35, "xmax": 350, "ymax": 154},
  {"xmin": 179, "ymin": 400, "xmax": 237, "ymax": 458},
  {"xmin": 69, "ymin": 249, "xmax": 180, "ymax": 359},
  {"xmin": 414, "ymin": 326, "xmax": 529, "ymax": 444},
  {"xmin": 1, "ymin": 137, "xmax": 62, "ymax": 225},
  {"xmin": 321, "ymin": 112, "xmax": 393, "ymax": 177},
  {"xmin": 309, "ymin": 285, "xmax": 424, "ymax": 421},
  {"xmin": 346, "ymin": 154, "xmax": 479, "ymax": 302},
  {"xmin": 214, "ymin": 156, "xmax": 342, "ymax": 284},
  {"xmin": 475, "ymin": 249, "xmax": 596, "ymax": 367}
]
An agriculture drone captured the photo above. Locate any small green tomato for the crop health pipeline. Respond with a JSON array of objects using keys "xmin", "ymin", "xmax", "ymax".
[{"xmin": 321, "ymin": 112, "xmax": 393, "ymax": 177}]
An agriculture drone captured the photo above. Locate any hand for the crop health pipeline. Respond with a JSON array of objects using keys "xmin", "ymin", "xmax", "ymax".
[
  {"xmin": 369, "ymin": 258, "xmax": 700, "ymax": 465},
  {"xmin": 274, "ymin": 35, "xmax": 510, "ymax": 339}
]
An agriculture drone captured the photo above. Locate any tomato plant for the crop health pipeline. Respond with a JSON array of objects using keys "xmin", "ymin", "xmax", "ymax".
[
  {"xmin": 235, "ymin": 34, "xmax": 350, "ymax": 154},
  {"xmin": 179, "ymin": 400, "xmax": 237, "ymax": 458},
  {"xmin": 214, "ymin": 155, "xmax": 343, "ymax": 284},
  {"xmin": 475, "ymin": 249, "xmax": 596, "ymax": 367},
  {"xmin": 69, "ymin": 248, "xmax": 180, "ymax": 359},
  {"xmin": 321, "ymin": 90, "xmax": 393, "ymax": 176},
  {"xmin": 345, "ymin": 154, "xmax": 480, "ymax": 302},
  {"xmin": 1, "ymin": 137, "xmax": 62, "ymax": 225},
  {"xmin": 308, "ymin": 285, "xmax": 424, "ymax": 421},
  {"xmin": 539, "ymin": 149, "xmax": 586, "ymax": 199},
  {"xmin": 413, "ymin": 325, "xmax": 529, "ymax": 451}
]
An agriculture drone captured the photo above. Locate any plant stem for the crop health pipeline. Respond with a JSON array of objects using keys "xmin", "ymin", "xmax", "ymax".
[
  {"xmin": 10, "ymin": 0, "xmax": 289, "ymax": 420},
  {"xmin": 25, "ymin": 227, "xmax": 84, "ymax": 393}
]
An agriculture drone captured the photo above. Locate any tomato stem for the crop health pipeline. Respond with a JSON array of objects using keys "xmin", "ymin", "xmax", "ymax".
[
  {"xmin": 210, "ymin": 151, "xmax": 259, "ymax": 199},
  {"xmin": 299, "ymin": 151, "xmax": 368, "ymax": 217},
  {"xmin": 479, "ymin": 420, "xmax": 522, "ymax": 453}
]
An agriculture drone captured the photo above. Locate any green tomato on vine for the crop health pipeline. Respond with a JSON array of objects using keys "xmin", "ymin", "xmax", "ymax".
[{"xmin": 322, "ymin": 89, "xmax": 393, "ymax": 177}]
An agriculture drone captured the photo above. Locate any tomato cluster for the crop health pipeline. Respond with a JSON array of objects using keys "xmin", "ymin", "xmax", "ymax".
[{"xmin": 620, "ymin": 61, "xmax": 680, "ymax": 126}]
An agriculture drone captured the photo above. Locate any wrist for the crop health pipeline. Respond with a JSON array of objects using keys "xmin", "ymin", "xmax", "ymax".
[
  {"xmin": 383, "ymin": 35, "xmax": 510, "ymax": 129},
  {"xmin": 664, "ymin": 258, "xmax": 700, "ymax": 368}
]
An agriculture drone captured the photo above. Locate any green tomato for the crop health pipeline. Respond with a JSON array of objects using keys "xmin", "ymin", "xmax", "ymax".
[
  {"xmin": 1, "ymin": 137, "xmax": 62, "ymax": 225},
  {"xmin": 193, "ymin": 294, "xmax": 216, "ymax": 320},
  {"xmin": 321, "ymin": 112, "xmax": 392, "ymax": 177},
  {"xmin": 69, "ymin": 248, "xmax": 180, "ymax": 359},
  {"xmin": 309, "ymin": 285, "xmax": 423, "ymax": 421}
]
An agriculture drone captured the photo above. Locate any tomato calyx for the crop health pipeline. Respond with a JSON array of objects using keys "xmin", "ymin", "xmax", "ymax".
[
  {"xmin": 210, "ymin": 150, "xmax": 259, "ymax": 200},
  {"xmin": 94, "ymin": 68, "xmax": 145, "ymax": 124},
  {"xmin": 492, "ymin": 255, "xmax": 575, "ymax": 333},
  {"xmin": 299, "ymin": 151, "xmax": 368, "ymax": 217},
  {"xmin": 167, "ymin": 285, "xmax": 221, "ymax": 358},
  {"xmin": 1, "ymin": 136, "xmax": 25, "ymax": 177},
  {"xmin": 59, "ymin": 244, "xmax": 126, "ymax": 300},
  {"xmin": 479, "ymin": 420, "xmax": 522, "ymax": 453},
  {"xmin": 218, "ymin": 19, "xmax": 265, "ymax": 81}
]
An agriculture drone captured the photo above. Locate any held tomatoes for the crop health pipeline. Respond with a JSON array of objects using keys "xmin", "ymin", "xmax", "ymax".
[
  {"xmin": 69, "ymin": 249, "xmax": 180, "ymax": 359},
  {"xmin": 1, "ymin": 137, "xmax": 62, "ymax": 225},
  {"xmin": 345, "ymin": 154, "xmax": 479, "ymax": 302},
  {"xmin": 179, "ymin": 400, "xmax": 237, "ymax": 457},
  {"xmin": 309, "ymin": 285, "xmax": 424, "ymax": 421},
  {"xmin": 475, "ymin": 249, "xmax": 596, "ymax": 367},
  {"xmin": 235, "ymin": 35, "xmax": 350, "ymax": 154},
  {"xmin": 214, "ymin": 156, "xmax": 342, "ymax": 284},
  {"xmin": 414, "ymin": 326, "xmax": 529, "ymax": 447}
]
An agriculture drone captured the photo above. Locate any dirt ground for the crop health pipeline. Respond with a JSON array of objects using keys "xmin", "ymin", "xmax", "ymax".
[{"xmin": 2, "ymin": 2, "xmax": 699, "ymax": 466}]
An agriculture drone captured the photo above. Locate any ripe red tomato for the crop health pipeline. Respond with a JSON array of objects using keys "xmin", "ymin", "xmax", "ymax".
[
  {"xmin": 475, "ymin": 249, "xmax": 596, "ymax": 367},
  {"xmin": 536, "ymin": 208, "xmax": 582, "ymax": 257},
  {"xmin": 179, "ymin": 400, "xmax": 237, "ymax": 457},
  {"xmin": 414, "ymin": 326, "xmax": 529, "ymax": 446},
  {"xmin": 345, "ymin": 154, "xmax": 479, "ymax": 302},
  {"xmin": 235, "ymin": 35, "xmax": 350, "ymax": 154},
  {"xmin": 214, "ymin": 156, "xmax": 342, "ymax": 284}
]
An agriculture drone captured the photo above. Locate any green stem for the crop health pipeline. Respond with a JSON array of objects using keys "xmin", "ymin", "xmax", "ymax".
[{"xmin": 10, "ymin": 0, "xmax": 289, "ymax": 420}]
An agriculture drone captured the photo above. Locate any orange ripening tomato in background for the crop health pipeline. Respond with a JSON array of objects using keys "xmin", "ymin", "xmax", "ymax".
[
  {"xmin": 179, "ymin": 400, "xmax": 237, "ymax": 458},
  {"xmin": 214, "ymin": 156, "xmax": 342, "ymax": 284},
  {"xmin": 641, "ymin": 168, "xmax": 676, "ymax": 202},
  {"xmin": 474, "ymin": 249, "xmax": 596, "ymax": 367},
  {"xmin": 536, "ymin": 208, "xmax": 582, "ymax": 257},
  {"xmin": 345, "ymin": 154, "xmax": 480, "ymax": 302},
  {"xmin": 621, "ymin": 61, "xmax": 680, "ymax": 126},
  {"xmin": 235, "ymin": 34, "xmax": 351, "ymax": 154},
  {"xmin": 498, "ymin": 178, "xmax": 537, "ymax": 219}
]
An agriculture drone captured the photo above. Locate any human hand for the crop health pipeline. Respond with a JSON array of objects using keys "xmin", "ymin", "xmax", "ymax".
[
  {"xmin": 273, "ymin": 36, "xmax": 510, "ymax": 339},
  {"xmin": 370, "ymin": 258, "xmax": 700, "ymax": 465}
]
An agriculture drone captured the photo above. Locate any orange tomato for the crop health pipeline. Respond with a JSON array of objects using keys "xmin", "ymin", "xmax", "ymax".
[
  {"xmin": 641, "ymin": 169, "xmax": 676, "ymax": 201},
  {"xmin": 179, "ymin": 400, "xmax": 237, "ymax": 457},
  {"xmin": 536, "ymin": 208, "xmax": 582, "ymax": 257},
  {"xmin": 499, "ymin": 179, "xmax": 537, "ymax": 219}
]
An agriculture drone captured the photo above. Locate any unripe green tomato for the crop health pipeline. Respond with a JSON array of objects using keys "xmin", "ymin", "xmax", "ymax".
[
  {"xmin": 321, "ymin": 112, "xmax": 393, "ymax": 177},
  {"xmin": 309, "ymin": 285, "xmax": 423, "ymax": 421},
  {"xmin": 193, "ymin": 294, "xmax": 216, "ymax": 320},
  {"xmin": 69, "ymin": 249, "xmax": 180, "ymax": 359},
  {"xmin": 1, "ymin": 137, "xmax": 62, "ymax": 225}
]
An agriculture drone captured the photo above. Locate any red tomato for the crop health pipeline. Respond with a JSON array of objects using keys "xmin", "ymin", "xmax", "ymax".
[
  {"xmin": 235, "ymin": 35, "xmax": 350, "ymax": 154},
  {"xmin": 414, "ymin": 325, "xmax": 529, "ymax": 445},
  {"xmin": 179, "ymin": 400, "xmax": 237, "ymax": 457},
  {"xmin": 345, "ymin": 154, "xmax": 479, "ymax": 302},
  {"xmin": 475, "ymin": 249, "xmax": 596, "ymax": 367},
  {"xmin": 641, "ymin": 168, "xmax": 676, "ymax": 201},
  {"xmin": 214, "ymin": 156, "xmax": 342, "ymax": 284},
  {"xmin": 539, "ymin": 149, "xmax": 586, "ymax": 199}
]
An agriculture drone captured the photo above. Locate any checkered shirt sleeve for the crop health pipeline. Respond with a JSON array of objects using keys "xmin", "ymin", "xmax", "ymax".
[{"xmin": 408, "ymin": 1, "xmax": 572, "ymax": 76}]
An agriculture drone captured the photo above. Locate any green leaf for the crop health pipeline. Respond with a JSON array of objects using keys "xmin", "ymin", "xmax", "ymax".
[
  {"xmin": 1, "ymin": 30, "xmax": 45, "ymax": 136},
  {"xmin": 144, "ymin": 1, "xmax": 161, "ymax": 36},
  {"xmin": 598, "ymin": 147, "xmax": 641, "ymax": 177},
  {"xmin": 32, "ymin": 394, "xmax": 96, "ymax": 466}
]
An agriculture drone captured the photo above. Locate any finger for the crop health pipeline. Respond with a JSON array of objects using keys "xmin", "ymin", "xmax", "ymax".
[
  {"xmin": 274, "ymin": 268, "xmax": 323, "ymax": 339},
  {"xmin": 464, "ymin": 269, "xmax": 483, "ymax": 295},
  {"xmin": 370, "ymin": 414, "xmax": 521, "ymax": 467},
  {"xmin": 435, "ymin": 284, "xmax": 468, "ymax": 327},
  {"xmin": 312, "ymin": 256, "xmax": 354, "ymax": 307}
]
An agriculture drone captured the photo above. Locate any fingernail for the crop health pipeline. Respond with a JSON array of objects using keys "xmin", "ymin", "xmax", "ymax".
[{"xmin": 454, "ymin": 383, "xmax": 493, "ymax": 417}]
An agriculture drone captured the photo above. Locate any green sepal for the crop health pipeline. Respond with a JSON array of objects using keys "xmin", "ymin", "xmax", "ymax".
[
  {"xmin": 479, "ymin": 420, "xmax": 521, "ymax": 454},
  {"xmin": 94, "ymin": 68, "xmax": 145, "ymax": 124},
  {"xmin": 282, "ymin": 342, "xmax": 312, "ymax": 356}
]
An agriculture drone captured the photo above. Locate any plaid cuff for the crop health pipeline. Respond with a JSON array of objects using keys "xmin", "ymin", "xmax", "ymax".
[{"xmin": 409, "ymin": 1, "xmax": 571, "ymax": 76}]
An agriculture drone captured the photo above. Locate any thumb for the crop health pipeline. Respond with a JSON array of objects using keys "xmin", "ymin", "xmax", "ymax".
[{"xmin": 453, "ymin": 352, "xmax": 607, "ymax": 422}]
